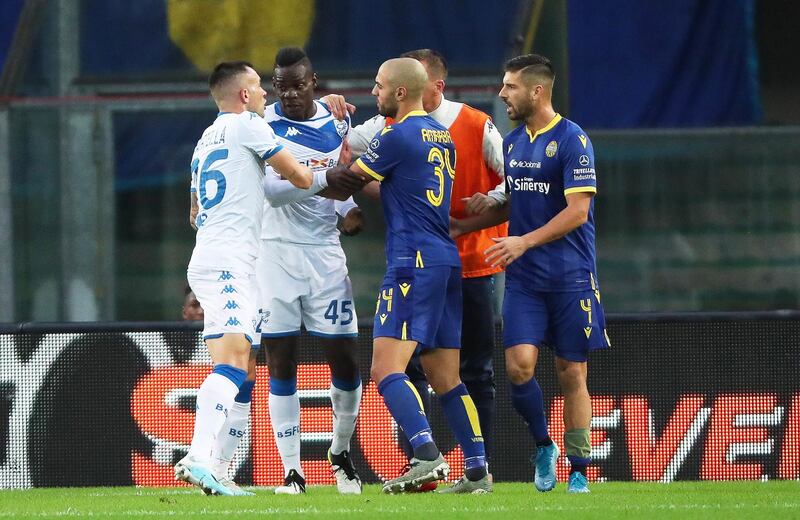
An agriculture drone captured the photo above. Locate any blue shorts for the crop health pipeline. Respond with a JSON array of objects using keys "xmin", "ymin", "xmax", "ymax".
[
  {"xmin": 373, "ymin": 265, "xmax": 462, "ymax": 351},
  {"xmin": 502, "ymin": 282, "xmax": 610, "ymax": 362}
]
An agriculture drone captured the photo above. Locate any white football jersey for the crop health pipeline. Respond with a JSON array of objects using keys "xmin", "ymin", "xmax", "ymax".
[
  {"xmin": 189, "ymin": 111, "xmax": 283, "ymax": 273},
  {"xmin": 261, "ymin": 101, "xmax": 356, "ymax": 246}
]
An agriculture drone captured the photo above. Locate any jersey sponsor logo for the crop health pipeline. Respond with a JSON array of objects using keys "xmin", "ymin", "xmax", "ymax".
[
  {"xmin": 508, "ymin": 177, "xmax": 550, "ymax": 194},
  {"xmin": 300, "ymin": 157, "xmax": 336, "ymax": 170},
  {"xmin": 285, "ymin": 126, "xmax": 302, "ymax": 137},
  {"xmin": 578, "ymin": 135, "xmax": 588, "ymax": 149},
  {"xmin": 362, "ymin": 148, "xmax": 379, "ymax": 162},
  {"xmin": 573, "ymin": 168, "xmax": 596, "ymax": 182},
  {"xmin": 370, "ymin": 138, "xmax": 380, "ymax": 150},
  {"xmin": 545, "ymin": 140, "xmax": 558, "ymax": 157},
  {"xmin": 276, "ymin": 425, "xmax": 300, "ymax": 438},
  {"xmin": 579, "ymin": 154, "xmax": 591, "ymax": 166},
  {"xmin": 509, "ymin": 158, "xmax": 541, "ymax": 169}
]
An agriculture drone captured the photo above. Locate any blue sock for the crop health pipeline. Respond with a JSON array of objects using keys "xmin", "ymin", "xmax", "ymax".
[
  {"xmin": 568, "ymin": 455, "xmax": 591, "ymax": 476},
  {"xmin": 332, "ymin": 375, "xmax": 362, "ymax": 392},
  {"xmin": 269, "ymin": 377, "xmax": 297, "ymax": 396},
  {"xmin": 213, "ymin": 363, "xmax": 247, "ymax": 388},
  {"xmin": 440, "ymin": 383, "xmax": 487, "ymax": 480},
  {"xmin": 234, "ymin": 379, "xmax": 255, "ymax": 403},
  {"xmin": 378, "ymin": 373, "xmax": 437, "ymax": 458},
  {"xmin": 510, "ymin": 377, "xmax": 550, "ymax": 443}
]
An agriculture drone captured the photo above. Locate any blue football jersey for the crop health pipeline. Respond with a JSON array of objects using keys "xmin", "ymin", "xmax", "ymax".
[
  {"xmin": 503, "ymin": 114, "xmax": 600, "ymax": 292},
  {"xmin": 355, "ymin": 110, "xmax": 460, "ymax": 269}
]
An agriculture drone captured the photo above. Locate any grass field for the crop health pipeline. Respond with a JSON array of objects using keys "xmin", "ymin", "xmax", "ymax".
[{"xmin": 0, "ymin": 482, "xmax": 798, "ymax": 519}]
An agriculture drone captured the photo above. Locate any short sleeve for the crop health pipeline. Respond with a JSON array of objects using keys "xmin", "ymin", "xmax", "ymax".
[
  {"xmin": 354, "ymin": 126, "xmax": 403, "ymax": 182},
  {"xmin": 561, "ymin": 131, "xmax": 597, "ymax": 196},
  {"xmin": 349, "ymin": 115, "xmax": 387, "ymax": 156},
  {"xmin": 239, "ymin": 112, "xmax": 283, "ymax": 160}
]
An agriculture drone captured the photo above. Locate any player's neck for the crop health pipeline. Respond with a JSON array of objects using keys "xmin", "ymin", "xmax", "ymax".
[
  {"xmin": 216, "ymin": 102, "xmax": 246, "ymax": 115},
  {"xmin": 525, "ymin": 106, "xmax": 558, "ymax": 134},
  {"xmin": 394, "ymin": 101, "xmax": 425, "ymax": 121}
]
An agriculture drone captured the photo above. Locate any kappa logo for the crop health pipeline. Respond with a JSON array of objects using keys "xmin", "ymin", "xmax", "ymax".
[
  {"xmin": 223, "ymin": 300, "xmax": 239, "ymax": 310},
  {"xmin": 225, "ymin": 317, "xmax": 241, "ymax": 327},
  {"xmin": 220, "ymin": 284, "xmax": 237, "ymax": 294},
  {"xmin": 218, "ymin": 271, "xmax": 234, "ymax": 281},
  {"xmin": 285, "ymin": 126, "xmax": 301, "ymax": 137}
]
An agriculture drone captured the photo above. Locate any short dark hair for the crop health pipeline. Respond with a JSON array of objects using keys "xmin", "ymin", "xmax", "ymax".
[
  {"xmin": 401, "ymin": 48, "xmax": 448, "ymax": 80},
  {"xmin": 504, "ymin": 54, "xmax": 555, "ymax": 83},
  {"xmin": 274, "ymin": 47, "xmax": 312, "ymax": 72},
  {"xmin": 208, "ymin": 60, "xmax": 254, "ymax": 90}
]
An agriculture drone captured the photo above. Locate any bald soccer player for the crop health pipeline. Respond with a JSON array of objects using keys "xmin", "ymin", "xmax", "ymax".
[{"xmin": 335, "ymin": 58, "xmax": 490, "ymax": 494}]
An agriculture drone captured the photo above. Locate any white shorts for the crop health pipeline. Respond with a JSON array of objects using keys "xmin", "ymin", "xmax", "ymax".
[
  {"xmin": 187, "ymin": 267, "xmax": 260, "ymax": 345},
  {"xmin": 256, "ymin": 240, "xmax": 358, "ymax": 338}
]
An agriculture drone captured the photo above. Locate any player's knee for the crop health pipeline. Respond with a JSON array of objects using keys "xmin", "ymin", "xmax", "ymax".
[
  {"xmin": 267, "ymin": 356, "xmax": 297, "ymax": 380},
  {"xmin": 556, "ymin": 362, "xmax": 586, "ymax": 391},
  {"xmin": 506, "ymin": 358, "xmax": 535, "ymax": 385}
]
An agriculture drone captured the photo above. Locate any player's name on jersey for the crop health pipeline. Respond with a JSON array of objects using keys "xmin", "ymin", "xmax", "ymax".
[
  {"xmin": 420, "ymin": 128, "xmax": 453, "ymax": 144},
  {"xmin": 196, "ymin": 126, "xmax": 227, "ymax": 149},
  {"xmin": 508, "ymin": 177, "xmax": 550, "ymax": 194}
]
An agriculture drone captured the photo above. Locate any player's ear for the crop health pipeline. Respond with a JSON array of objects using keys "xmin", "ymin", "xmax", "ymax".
[
  {"xmin": 311, "ymin": 73, "xmax": 318, "ymax": 89},
  {"xmin": 240, "ymin": 87, "xmax": 249, "ymax": 105},
  {"xmin": 435, "ymin": 79, "xmax": 445, "ymax": 94},
  {"xmin": 395, "ymin": 86, "xmax": 406, "ymax": 101}
]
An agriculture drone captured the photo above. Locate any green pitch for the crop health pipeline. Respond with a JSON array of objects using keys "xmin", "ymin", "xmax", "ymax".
[{"xmin": 0, "ymin": 482, "xmax": 798, "ymax": 519}]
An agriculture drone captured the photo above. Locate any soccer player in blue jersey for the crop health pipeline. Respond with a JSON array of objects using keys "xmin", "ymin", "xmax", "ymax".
[
  {"xmin": 454, "ymin": 54, "xmax": 610, "ymax": 494},
  {"xmin": 343, "ymin": 58, "xmax": 490, "ymax": 494}
]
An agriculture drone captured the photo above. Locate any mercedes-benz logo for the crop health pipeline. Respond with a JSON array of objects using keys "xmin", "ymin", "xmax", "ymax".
[{"xmin": 579, "ymin": 154, "xmax": 590, "ymax": 166}]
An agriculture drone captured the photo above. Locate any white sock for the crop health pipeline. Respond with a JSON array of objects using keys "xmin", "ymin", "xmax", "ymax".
[
  {"xmin": 330, "ymin": 383, "xmax": 362, "ymax": 455},
  {"xmin": 187, "ymin": 373, "xmax": 239, "ymax": 463},
  {"xmin": 269, "ymin": 392, "xmax": 303, "ymax": 477},
  {"xmin": 211, "ymin": 400, "xmax": 251, "ymax": 477}
]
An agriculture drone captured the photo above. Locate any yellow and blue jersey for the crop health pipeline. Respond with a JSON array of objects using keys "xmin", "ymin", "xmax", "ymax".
[
  {"xmin": 356, "ymin": 111, "xmax": 460, "ymax": 269},
  {"xmin": 503, "ymin": 114, "xmax": 599, "ymax": 292}
]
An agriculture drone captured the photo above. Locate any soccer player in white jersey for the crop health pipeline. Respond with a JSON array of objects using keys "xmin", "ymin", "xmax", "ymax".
[
  {"xmin": 206, "ymin": 48, "xmax": 365, "ymax": 495},
  {"xmin": 176, "ymin": 60, "xmax": 313, "ymax": 497}
]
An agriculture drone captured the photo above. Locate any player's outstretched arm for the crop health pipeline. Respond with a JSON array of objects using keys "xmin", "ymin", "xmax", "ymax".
[
  {"xmin": 484, "ymin": 192, "xmax": 592, "ymax": 267},
  {"xmin": 265, "ymin": 149, "xmax": 313, "ymax": 189},
  {"xmin": 451, "ymin": 203, "xmax": 509, "ymax": 239},
  {"xmin": 263, "ymin": 170, "xmax": 328, "ymax": 207},
  {"xmin": 318, "ymin": 163, "xmax": 369, "ymax": 201}
]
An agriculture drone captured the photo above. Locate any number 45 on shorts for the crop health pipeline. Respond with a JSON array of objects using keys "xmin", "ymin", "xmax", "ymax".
[{"xmin": 324, "ymin": 299, "xmax": 353, "ymax": 325}]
